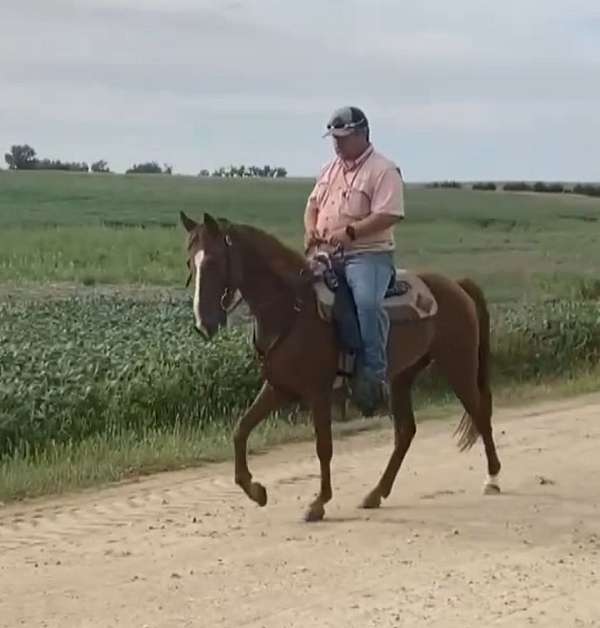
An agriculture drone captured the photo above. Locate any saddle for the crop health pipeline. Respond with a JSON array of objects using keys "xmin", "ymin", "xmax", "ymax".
[
  {"xmin": 309, "ymin": 251, "xmax": 438, "ymax": 325},
  {"xmin": 307, "ymin": 251, "xmax": 438, "ymax": 382}
]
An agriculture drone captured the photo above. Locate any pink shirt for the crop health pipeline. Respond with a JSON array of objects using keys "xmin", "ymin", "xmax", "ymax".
[{"xmin": 306, "ymin": 145, "xmax": 404, "ymax": 253}]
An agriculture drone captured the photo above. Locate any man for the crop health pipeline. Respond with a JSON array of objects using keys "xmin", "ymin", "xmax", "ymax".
[{"xmin": 304, "ymin": 106, "xmax": 405, "ymax": 415}]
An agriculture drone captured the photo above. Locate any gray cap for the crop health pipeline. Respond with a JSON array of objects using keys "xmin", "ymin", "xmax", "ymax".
[{"xmin": 323, "ymin": 106, "xmax": 369, "ymax": 138}]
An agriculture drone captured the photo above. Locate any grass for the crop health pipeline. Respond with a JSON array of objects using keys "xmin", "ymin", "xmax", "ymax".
[
  {"xmin": 2, "ymin": 170, "xmax": 600, "ymax": 228},
  {"xmin": 1, "ymin": 171, "xmax": 600, "ymax": 303},
  {"xmin": 1, "ymin": 220, "xmax": 599, "ymax": 303},
  {"xmin": 2, "ymin": 368, "xmax": 599, "ymax": 504}
]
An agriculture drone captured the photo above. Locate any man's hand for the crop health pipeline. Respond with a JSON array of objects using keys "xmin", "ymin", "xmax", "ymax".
[
  {"xmin": 304, "ymin": 228, "xmax": 320, "ymax": 251},
  {"xmin": 328, "ymin": 227, "xmax": 352, "ymax": 248}
]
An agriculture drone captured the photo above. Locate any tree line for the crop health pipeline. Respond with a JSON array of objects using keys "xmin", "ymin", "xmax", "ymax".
[
  {"xmin": 201, "ymin": 165, "xmax": 287, "ymax": 178},
  {"xmin": 4, "ymin": 145, "xmax": 109, "ymax": 173},
  {"xmin": 3, "ymin": 144, "xmax": 288, "ymax": 178},
  {"xmin": 426, "ymin": 180, "xmax": 600, "ymax": 197}
]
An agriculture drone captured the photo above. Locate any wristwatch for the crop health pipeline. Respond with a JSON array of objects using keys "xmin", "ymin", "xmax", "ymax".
[{"xmin": 345, "ymin": 224, "xmax": 357, "ymax": 241}]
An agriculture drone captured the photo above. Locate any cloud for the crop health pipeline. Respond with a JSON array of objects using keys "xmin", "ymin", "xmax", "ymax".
[{"xmin": 1, "ymin": 0, "xmax": 599, "ymax": 178}]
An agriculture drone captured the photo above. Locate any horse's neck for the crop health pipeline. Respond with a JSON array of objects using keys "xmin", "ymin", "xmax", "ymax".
[
  {"xmin": 241, "ymin": 261, "xmax": 291, "ymax": 317},
  {"xmin": 235, "ymin": 232, "xmax": 311, "ymax": 353}
]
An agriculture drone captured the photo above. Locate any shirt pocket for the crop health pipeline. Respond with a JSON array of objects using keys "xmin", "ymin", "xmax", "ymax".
[{"xmin": 341, "ymin": 177, "xmax": 371, "ymax": 219}]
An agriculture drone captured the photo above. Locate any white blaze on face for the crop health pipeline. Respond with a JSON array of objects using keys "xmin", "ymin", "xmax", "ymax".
[{"xmin": 192, "ymin": 250, "xmax": 204, "ymax": 329}]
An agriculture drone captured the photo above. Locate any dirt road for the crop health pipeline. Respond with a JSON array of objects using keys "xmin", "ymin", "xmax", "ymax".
[{"xmin": 1, "ymin": 394, "xmax": 600, "ymax": 627}]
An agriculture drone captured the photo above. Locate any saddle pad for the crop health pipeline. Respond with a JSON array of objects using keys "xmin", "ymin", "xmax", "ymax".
[{"xmin": 314, "ymin": 268, "xmax": 438, "ymax": 324}]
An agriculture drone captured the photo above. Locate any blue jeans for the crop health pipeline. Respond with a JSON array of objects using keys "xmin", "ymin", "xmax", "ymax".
[{"xmin": 343, "ymin": 251, "xmax": 395, "ymax": 382}]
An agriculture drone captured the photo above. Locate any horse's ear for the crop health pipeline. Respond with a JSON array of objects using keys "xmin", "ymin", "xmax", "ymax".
[
  {"xmin": 180, "ymin": 211, "xmax": 198, "ymax": 233},
  {"xmin": 203, "ymin": 212, "xmax": 221, "ymax": 238}
]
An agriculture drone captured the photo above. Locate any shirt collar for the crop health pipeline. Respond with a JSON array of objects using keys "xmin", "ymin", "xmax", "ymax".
[{"xmin": 341, "ymin": 144, "xmax": 374, "ymax": 172}]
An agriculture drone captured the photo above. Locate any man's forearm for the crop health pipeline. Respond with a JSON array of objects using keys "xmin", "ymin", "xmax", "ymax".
[{"xmin": 352, "ymin": 213, "xmax": 402, "ymax": 238}]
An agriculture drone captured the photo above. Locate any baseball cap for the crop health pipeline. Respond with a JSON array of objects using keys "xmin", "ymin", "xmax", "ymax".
[{"xmin": 323, "ymin": 106, "xmax": 369, "ymax": 138}]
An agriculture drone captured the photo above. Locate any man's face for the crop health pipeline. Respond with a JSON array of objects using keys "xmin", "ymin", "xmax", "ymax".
[{"xmin": 333, "ymin": 130, "xmax": 369, "ymax": 161}]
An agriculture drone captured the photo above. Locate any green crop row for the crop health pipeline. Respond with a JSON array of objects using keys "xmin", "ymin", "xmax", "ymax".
[
  {"xmin": 0, "ymin": 297, "xmax": 262, "ymax": 457},
  {"xmin": 1, "ymin": 295, "xmax": 599, "ymax": 459}
]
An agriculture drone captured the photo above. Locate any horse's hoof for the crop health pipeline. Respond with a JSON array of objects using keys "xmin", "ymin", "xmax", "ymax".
[
  {"xmin": 360, "ymin": 491, "xmax": 382, "ymax": 509},
  {"xmin": 304, "ymin": 502, "xmax": 325, "ymax": 522},
  {"xmin": 483, "ymin": 473, "xmax": 501, "ymax": 495},
  {"xmin": 250, "ymin": 482, "xmax": 268, "ymax": 506},
  {"xmin": 483, "ymin": 483, "xmax": 501, "ymax": 495}
]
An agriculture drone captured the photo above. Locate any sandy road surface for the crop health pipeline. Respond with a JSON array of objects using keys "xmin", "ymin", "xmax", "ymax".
[{"xmin": 1, "ymin": 394, "xmax": 600, "ymax": 628}]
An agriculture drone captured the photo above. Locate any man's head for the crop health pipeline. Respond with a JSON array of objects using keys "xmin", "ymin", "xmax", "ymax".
[{"xmin": 323, "ymin": 106, "xmax": 370, "ymax": 161}]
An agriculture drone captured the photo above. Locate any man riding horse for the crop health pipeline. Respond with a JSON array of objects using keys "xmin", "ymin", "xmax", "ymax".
[{"xmin": 303, "ymin": 106, "xmax": 405, "ymax": 416}]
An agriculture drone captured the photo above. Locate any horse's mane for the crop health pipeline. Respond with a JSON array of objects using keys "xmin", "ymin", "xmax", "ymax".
[{"xmin": 232, "ymin": 222, "xmax": 309, "ymax": 282}]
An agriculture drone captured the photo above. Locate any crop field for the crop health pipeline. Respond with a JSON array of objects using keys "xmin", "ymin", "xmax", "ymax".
[
  {"xmin": 2, "ymin": 171, "xmax": 600, "ymax": 302},
  {"xmin": 1, "ymin": 170, "xmax": 600, "ymax": 501}
]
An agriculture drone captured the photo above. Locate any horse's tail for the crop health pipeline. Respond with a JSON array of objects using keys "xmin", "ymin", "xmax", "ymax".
[{"xmin": 454, "ymin": 278, "xmax": 492, "ymax": 452}]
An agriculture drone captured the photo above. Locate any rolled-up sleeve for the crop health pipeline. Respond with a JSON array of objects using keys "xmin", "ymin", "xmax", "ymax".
[
  {"xmin": 306, "ymin": 181, "xmax": 320, "ymax": 211},
  {"xmin": 370, "ymin": 167, "xmax": 405, "ymax": 217}
]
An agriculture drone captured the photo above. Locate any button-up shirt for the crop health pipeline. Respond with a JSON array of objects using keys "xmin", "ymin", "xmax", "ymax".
[{"xmin": 306, "ymin": 144, "xmax": 404, "ymax": 253}]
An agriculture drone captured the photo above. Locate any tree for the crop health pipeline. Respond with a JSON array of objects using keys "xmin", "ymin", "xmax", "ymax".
[
  {"xmin": 91, "ymin": 160, "xmax": 110, "ymax": 173},
  {"xmin": 35, "ymin": 158, "xmax": 88, "ymax": 172},
  {"xmin": 126, "ymin": 161, "xmax": 163, "ymax": 174},
  {"xmin": 198, "ymin": 169, "xmax": 210, "ymax": 177},
  {"xmin": 4, "ymin": 144, "xmax": 37, "ymax": 170}
]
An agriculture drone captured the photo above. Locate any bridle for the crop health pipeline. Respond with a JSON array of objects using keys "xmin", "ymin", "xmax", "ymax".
[
  {"xmin": 219, "ymin": 233, "xmax": 244, "ymax": 315},
  {"xmin": 190, "ymin": 229, "xmax": 319, "ymax": 366},
  {"xmin": 185, "ymin": 232, "xmax": 244, "ymax": 321},
  {"xmin": 185, "ymin": 233, "xmax": 304, "ymax": 340}
]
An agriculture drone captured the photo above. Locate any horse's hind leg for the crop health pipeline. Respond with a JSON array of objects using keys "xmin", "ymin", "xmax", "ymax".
[
  {"xmin": 233, "ymin": 381, "xmax": 287, "ymax": 506},
  {"xmin": 360, "ymin": 364, "xmax": 424, "ymax": 509},
  {"xmin": 471, "ymin": 385, "xmax": 501, "ymax": 494},
  {"xmin": 438, "ymin": 353, "xmax": 501, "ymax": 494}
]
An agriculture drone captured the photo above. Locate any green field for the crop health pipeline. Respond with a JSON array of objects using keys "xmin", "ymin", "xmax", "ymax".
[
  {"xmin": 2, "ymin": 170, "xmax": 600, "ymax": 302},
  {"xmin": 1, "ymin": 170, "xmax": 600, "ymax": 502}
]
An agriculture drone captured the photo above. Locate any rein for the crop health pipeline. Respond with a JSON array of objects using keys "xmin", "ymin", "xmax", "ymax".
[{"xmin": 220, "ymin": 231, "xmax": 312, "ymax": 363}]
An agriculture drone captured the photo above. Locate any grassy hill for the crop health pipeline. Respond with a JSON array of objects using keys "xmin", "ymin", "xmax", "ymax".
[{"xmin": 1, "ymin": 170, "xmax": 599, "ymax": 302}]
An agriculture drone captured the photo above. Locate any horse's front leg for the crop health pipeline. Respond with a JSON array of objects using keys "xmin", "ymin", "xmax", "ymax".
[
  {"xmin": 305, "ymin": 393, "xmax": 333, "ymax": 522},
  {"xmin": 233, "ymin": 381, "xmax": 287, "ymax": 506}
]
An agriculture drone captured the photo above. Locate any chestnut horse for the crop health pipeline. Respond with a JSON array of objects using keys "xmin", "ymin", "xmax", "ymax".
[{"xmin": 180, "ymin": 211, "xmax": 501, "ymax": 522}]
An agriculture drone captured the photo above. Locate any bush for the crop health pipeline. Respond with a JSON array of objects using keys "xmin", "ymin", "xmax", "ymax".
[
  {"xmin": 533, "ymin": 181, "xmax": 564, "ymax": 193},
  {"xmin": 91, "ymin": 160, "xmax": 110, "ymax": 173},
  {"xmin": 573, "ymin": 184, "xmax": 600, "ymax": 198},
  {"xmin": 503, "ymin": 181, "xmax": 533, "ymax": 192},
  {"xmin": 426, "ymin": 181, "xmax": 463, "ymax": 189},
  {"xmin": 492, "ymin": 299, "xmax": 600, "ymax": 381},
  {"xmin": 35, "ymin": 159, "xmax": 89, "ymax": 172},
  {"xmin": 126, "ymin": 162, "xmax": 167, "ymax": 174},
  {"xmin": 472, "ymin": 182, "xmax": 497, "ymax": 191}
]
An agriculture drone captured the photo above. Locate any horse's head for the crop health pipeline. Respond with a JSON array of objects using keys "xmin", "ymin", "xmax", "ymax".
[{"xmin": 180, "ymin": 211, "xmax": 241, "ymax": 340}]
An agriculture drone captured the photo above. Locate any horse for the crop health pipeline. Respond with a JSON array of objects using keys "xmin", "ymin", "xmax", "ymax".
[{"xmin": 179, "ymin": 211, "xmax": 502, "ymax": 522}]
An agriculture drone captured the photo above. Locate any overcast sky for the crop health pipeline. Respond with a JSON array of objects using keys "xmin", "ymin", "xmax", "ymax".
[{"xmin": 1, "ymin": 0, "xmax": 599, "ymax": 179}]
